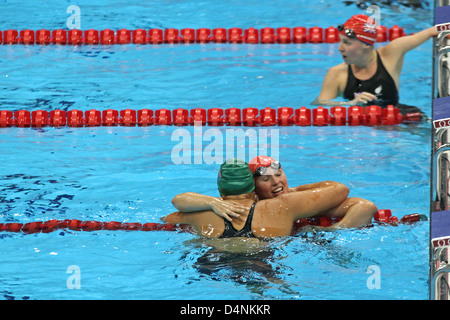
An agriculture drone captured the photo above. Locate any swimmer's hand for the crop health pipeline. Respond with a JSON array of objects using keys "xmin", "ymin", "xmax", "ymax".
[
  {"xmin": 171, "ymin": 192, "xmax": 249, "ymax": 222},
  {"xmin": 210, "ymin": 198, "xmax": 249, "ymax": 222},
  {"xmin": 311, "ymin": 92, "xmax": 375, "ymax": 107},
  {"xmin": 349, "ymin": 92, "xmax": 376, "ymax": 106}
]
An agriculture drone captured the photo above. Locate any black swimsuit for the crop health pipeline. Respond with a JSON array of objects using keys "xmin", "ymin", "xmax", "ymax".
[
  {"xmin": 220, "ymin": 202, "xmax": 256, "ymax": 238},
  {"xmin": 343, "ymin": 51, "xmax": 399, "ymax": 107}
]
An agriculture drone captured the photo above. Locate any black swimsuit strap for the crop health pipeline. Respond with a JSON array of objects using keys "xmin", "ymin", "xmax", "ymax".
[{"xmin": 220, "ymin": 202, "xmax": 256, "ymax": 238}]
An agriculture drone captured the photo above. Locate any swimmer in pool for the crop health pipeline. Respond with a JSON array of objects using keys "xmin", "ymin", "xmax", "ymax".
[
  {"xmin": 171, "ymin": 156, "xmax": 377, "ymax": 225},
  {"xmin": 164, "ymin": 159, "xmax": 377, "ymax": 238},
  {"xmin": 311, "ymin": 14, "xmax": 438, "ymax": 116}
]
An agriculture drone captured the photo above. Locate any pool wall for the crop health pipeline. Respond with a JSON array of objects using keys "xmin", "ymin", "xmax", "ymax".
[{"xmin": 431, "ymin": 1, "xmax": 450, "ymax": 300}]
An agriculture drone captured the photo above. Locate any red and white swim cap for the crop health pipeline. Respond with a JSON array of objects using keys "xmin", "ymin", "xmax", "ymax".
[
  {"xmin": 340, "ymin": 14, "xmax": 378, "ymax": 45},
  {"xmin": 248, "ymin": 156, "xmax": 279, "ymax": 176}
]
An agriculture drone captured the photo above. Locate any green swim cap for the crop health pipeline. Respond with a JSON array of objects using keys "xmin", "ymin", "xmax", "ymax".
[{"xmin": 217, "ymin": 159, "xmax": 255, "ymax": 196}]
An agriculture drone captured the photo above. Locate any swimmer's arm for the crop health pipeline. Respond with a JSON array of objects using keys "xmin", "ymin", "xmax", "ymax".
[
  {"xmin": 163, "ymin": 210, "xmax": 225, "ymax": 238},
  {"xmin": 171, "ymin": 192, "xmax": 248, "ymax": 221},
  {"xmin": 312, "ymin": 65, "xmax": 375, "ymax": 106},
  {"xmin": 312, "ymin": 66, "xmax": 341, "ymax": 105},
  {"xmin": 163, "ymin": 211, "xmax": 187, "ymax": 224},
  {"xmin": 282, "ymin": 181, "xmax": 350, "ymax": 220},
  {"xmin": 311, "ymin": 97, "xmax": 350, "ymax": 106},
  {"xmin": 383, "ymin": 26, "xmax": 438, "ymax": 56},
  {"xmin": 312, "ymin": 94, "xmax": 375, "ymax": 106},
  {"xmin": 172, "ymin": 192, "xmax": 218, "ymax": 212},
  {"xmin": 162, "ymin": 211, "xmax": 201, "ymax": 236},
  {"xmin": 289, "ymin": 181, "xmax": 345, "ymax": 193},
  {"xmin": 316, "ymin": 197, "xmax": 377, "ymax": 230}
]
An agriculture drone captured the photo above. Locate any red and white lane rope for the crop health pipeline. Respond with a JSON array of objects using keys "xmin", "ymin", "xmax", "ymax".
[
  {"xmin": 0, "ymin": 211, "xmax": 426, "ymax": 234},
  {"xmin": 0, "ymin": 25, "xmax": 407, "ymax": 45},
  {"xmin": 0, "ymin": 105, "xmax": 421, "ymax": 128}
]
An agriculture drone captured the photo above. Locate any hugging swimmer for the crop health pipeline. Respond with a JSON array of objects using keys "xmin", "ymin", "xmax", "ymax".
[{"xmin": 164, "ymin": 159, "xmax": 376, "ymax": 238}]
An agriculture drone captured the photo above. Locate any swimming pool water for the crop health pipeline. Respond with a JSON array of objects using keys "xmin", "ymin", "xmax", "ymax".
[
  {"xmin": 0, "ymin": 124, "xmax": 431, "ymax": 300},
  {"xmin": 0, "ymin": 0, "xmax": 433, "ymax": 300}
]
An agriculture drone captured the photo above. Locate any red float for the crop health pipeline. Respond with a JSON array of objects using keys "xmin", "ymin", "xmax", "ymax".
[
  {"xmin": 257, "ymin": 107, "xmax": 277, "ymax": 126},
  {"xmin": 19, "ymin": 30, "xmax": 35, "ymax": 44},
  {"xmin": 138, "ymin": 109, "xmax": 154, "ymax": 126},
  {"xmin": 389, "ymin": 25, "xmax": 405, "ymax": 41},
  {"xmin": 148, "ymin": 29, "xmax": 163, "ymax": 44},
  {"xmin": 374, "ymin": 209, "xmax": 398, "ymax": 224},
  {"xmin": 0, "ymin": 110, "xmax": 13, "ymax": 127},
  {"xmin": 154, "ymin": 109, "xmax": 172, "ymax": 125},
  {"xmin": 228, "ymin": 28, "xmax": 243, "ymax": 43},
  {"xmin": 132, "ymin": 29, "xmax": 147, "ymax": 44},
  {"xmin": 277, "ymin": 107, "xmax": 294, "ymax": 126},
  {"xmin": 180, "ymin": 28, "xmax": 196, "ymax": 43},
  {"xmin": 260, "ymin": 27, "xmax": 275, "ymax": 44},
  {"xmin": 347, "ymin": 106, "xmax": 365, "ymax": 126},
  {"xmin": 365, "ymin": 105, "xmax": 382, "ymax": 126},
  {"xmin": 120, "ymin": 109, "xmax": 137, "ymax": 126},
  {"xmin": 312, "ymin": 107, "xmax": 330, "ymax": 126},
  {"xmin": 36, "ymin": 29, "xmax": 51, "ymax": 45},
  {"xmin": 102, "ymin": 109, "xmax": 119, "ymax": 126},
  {"xmin": 84, "ymin": 29, "xmax": 99, "ymax": 45},
  {"xmin": 68, "ymin": 29, "xmax": 83, "ymax": 45},
  {"xmin": 293, "ymin": 107, "xmax": 311, "ymax": 126},
  {"xmin": 31, "ymin": 110, "xmax": 49, "ymax": 127},
  {"xmin": 164, "ymin": 28, "xmax": 179, "ymax": 44},
  {"xmin": 244, "ymin": 28, "xmax": 259, "ymax": 44},
  {"xmin": 307, "ymin": 27, "xmax": 323, "ymax": 43},
  {"xmin": 225, "ymin": 108, "xmax": 242, "ymax": 126},
  {"xmin": 276, "ymin": 27, "xmax": 291, "ymax": 44},
  {"xmin": 48, "ymin": 110, "xmax": 67, "ymax": 127},
  {"xmin": 376, "ymin": 25, "xmax": 387, "ymax": 42},
  {"xmin": 242, "ymin": 107, "xmax": 258, "ymax": 126},
  {"xmin": 207, "ymin": 108, "xmax": 225, "ymax": 126},
  {"xmin": 196, "ymin": 28, "xmax": 211, "ymax": 43},
  {"xmin": 293, "ymin": 27, "xmax": 307, "ymax": 43},
  {"xmin": 173, "ymin": 108, "xmax": 191, "ymax": 126},
  {"xmin": 100, "ymin": 29, "xmax": 115, "ymax": 45},
  {"xmin": 14, "ymin": 110, "xmax": 31, "ymax": 127},
  {"xmin": 211, "ymin": 28, "xmax": 227, "ymax": 43},
  {"xmin": 51, "ymin": 29, "xmax": 67, "ymax": 45},
  {"xmin": 85, "ymin": 109, "xmax": 102, "ymax": 126},
  {"xmin": 190, "ymin": 108, "xmax": 206, "ymax": 125},
  {"xmin": 116, "ymin": 29, "xmax": 131, "ymax": 44},
  {"xmin": 4, "ymin": 30, "xmax": 19, "ymax": 44},
  {"xmin": 324, "ymin": 26, "xmax": 339, "ymax": 43},
  {"xmin": 67, "ymin": 110, "xmax": 84, "ymax": 127},
  {"xmin": 382, "ymin": 104, "xmax": 403, "ymax": 125},
  {"xmin": 330, "ymin": 106, "xmax": 347, "ymax": 125}
]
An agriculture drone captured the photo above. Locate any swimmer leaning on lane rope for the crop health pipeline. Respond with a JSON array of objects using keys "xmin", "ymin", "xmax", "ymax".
[{"xmin": 312, "ymin": 14, "xmax": 438, "ymax": 117}]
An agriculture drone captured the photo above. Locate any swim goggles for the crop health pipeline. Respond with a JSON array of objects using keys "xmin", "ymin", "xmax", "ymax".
[
  {"xmin": 337, "ymin": 24, "xmax": 357, "ymax": 39},
  {"xmin": 253, "ymin": 161, "xmax": 281, "ymax": 177}
]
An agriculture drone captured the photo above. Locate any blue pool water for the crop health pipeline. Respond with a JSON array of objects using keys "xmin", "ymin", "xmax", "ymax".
[{"xmin": 0, "ymin": 0, "xmax": 433, "ymax": 300}]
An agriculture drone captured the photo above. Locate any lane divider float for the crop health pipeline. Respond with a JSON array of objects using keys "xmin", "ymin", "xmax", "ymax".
[
  {"xmin": 0, "ymin": 105, "xmax": 421, "ymax": 128},
  {"xmin": 292, "ymin": 210, "xmax": 427, "ymax": 233},
  {"xmin": 0, "ymin": 25, "xmax": 407, "ymax": 45},
  {"xmin": 0, "ymin": 219, "xmax": 178, "ymax": 234},
  {"xmin": 0, "ymin": 211, "xmax": 427, "ymax": 235}
]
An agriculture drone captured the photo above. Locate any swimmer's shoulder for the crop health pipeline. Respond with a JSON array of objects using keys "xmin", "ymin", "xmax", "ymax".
[
  {"xmin": 163, "ymin": 211, "xmax": 185, "ymax": 224},
  {"xmin": 324, "ymin": 62, "xmax": 347, "ymax": 76},
  {"xmin": 255, "ymin": 197, "xmax": 290, "ymax": 216},
  {"xmin": 323, "ymin": 63, "xmax": 349, "ymax": 92},
  {"xmin": 329, "ymin": 62, "xmax": 348, "ymax": 73}
]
